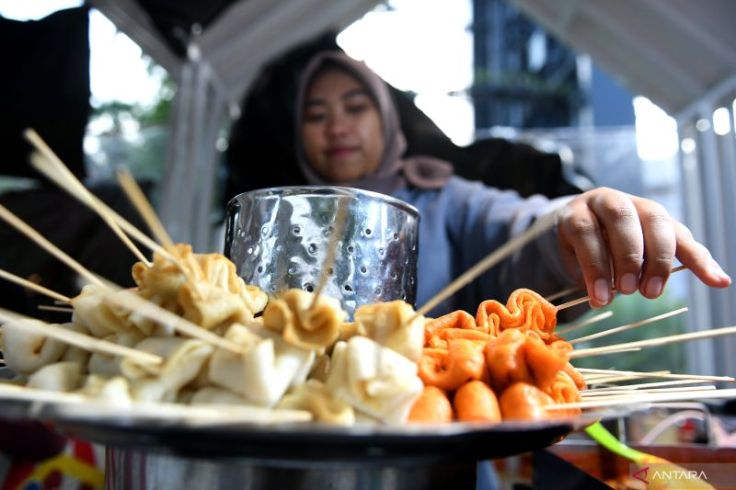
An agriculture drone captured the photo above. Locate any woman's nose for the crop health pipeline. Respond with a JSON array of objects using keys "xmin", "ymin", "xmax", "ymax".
[{"xmin": 326, "ymin": 112, "xmax": 349, "ymax": 137}]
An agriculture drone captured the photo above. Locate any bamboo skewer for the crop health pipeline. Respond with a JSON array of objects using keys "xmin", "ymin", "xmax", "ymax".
[
  {"xmin": 570, "ymin": 324, "xmax": 736, "ymax": 359},
  {"xmin": 310, "ymin": 201, "xmax": 349, "ymax": 310},
  {"xmin": 0, "ymin": 268, "xmax": 71, "ymax": 303},
  {"xmin": 116, "ymin": 168, "xmax": 175, "ymax": 250},
  {"xmin": 577, "ymin": 367, "xmax": 735, "ymax": 383},
  {"xmin": 568, "ymin": 307, "xmax": 688, "ymax": 345},
  {"xmin": 546, "ymin": 388, "xmax": 736, "ymax": 411},
  {"xmin": 0, "ymin": 384, "xmax": 86, "ymax": 403},
  {"xmin": 581, "ymin": 385, "xmax": 716, "ymax": 398},
  {"xmin": 545, "ymin": 286, "xmax": 581, "ymax": 303},
  {"xmin": 556, "ymin": 311, "xmax": 614, "ymax": 336},
  {"xmin": 583, "ymin": 373, "xmax": 673, "ymax": 385},
  {"xmin": 103, "ymin": 290, "xmax": 245, "ymax": 355},
  {"xmin": 24, "ymin": 129, "xmax": 177, "ymax": 264},
  {"xmin": 37, "ymin": 305, "xmax": 74, "ymax": 314},
  {"xmin": 0, "ymin": 308, "xmax": 162, "ymax": 365},
  {"xmin": 572, "ymin": 346, "xmax": 643, "ymax": 358},
  {"xmin": 583, "ymin": 379, "xmax": 718, "ymax": 393},
  {"xmin": 0, "ymin": 204, "xmax": 108, "ymax": 289},
  {"xmin": 556, "ymin": 265, "xmax": 687, "ymax": 311},
  {"xmin": 415, "ymin": 211, "xmax": 557, "ymax": 317},
  {"xmin": 29, "ymin": 152, "xmax": 151, "ymax": 268},
  {"xmin": 113, "ymin": 166, "xmax": 201, "ymax": 292}
]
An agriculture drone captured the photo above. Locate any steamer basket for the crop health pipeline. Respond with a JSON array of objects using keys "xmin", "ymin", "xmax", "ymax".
[{"xmin": 224, "ymin": 186, "xmax": 419, "ymax": 318}]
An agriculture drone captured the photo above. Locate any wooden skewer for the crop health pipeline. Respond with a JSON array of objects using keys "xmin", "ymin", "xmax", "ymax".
[
  {"xmin": 545, "ymin": 286, "xmax": 581, "ymax": 303},
  {"xmin": 29, "ymin": 151, "xmax": 152, "ymax": 267},
  {"xmin": 114, "ymin": 167, "xmax": 202, "ymax": 293},
  {"xmin": 310, "ymin": 201, "xmax": 349, "ymax": 310},
  {"xmin": 556, "ymin": 311, "xmax": 614, "ymax": 336},
  {"xmin": 0, "ymin": 268, "xmax": 71, "ymax": 303},
  {"xmin": 556, "ymin": 265, "xmax": 687, "ymax": 311},
  {"xmin": 103, "ymin": 290, "xmax": 245, "ymax": 355},
  {"xmin": 24, "ymin": 129, "xmax": 177, "ymax": 264},
  {"xmin": 583, "ymin": 379, "xmax": 717, "ymax": 393},
  {"xmin": 0, "ymin": 383, "xmax": 86, "ymax": 403},
  {"xmin": 568, "ymin": 307, "xmax": 688, "ymax": 345},
  {"xmin": 545, "ymin": 388, "xmax": 736, "ymax": 410},
  {"xmin": 0, "ymin": 308, "xmax": 162, "ymax": 365},
  {"xmin": 584, "ymin": 374, "xmax": 673, "ymax": 385},
  {"xmin": 415, "ymin": 211, "xmax": 557, "ymax": 317},
  {"xmin": 581, "ymin": 385, "xmax": 716, "ymax": 398},
  {"xmin": 583, "ymin": 371, "xmax": 672, "ymax": 384},
  {"xmin": 571, "ymin": 346, "xmax": 643, "ymax": 358},
  {"xmin": 570, "ymin": 324, "xmax": 736, "ymax": 359},
  {"xmin": 577, "ymin": 367, "xmax": 735, "ymax": 383},
  {"xmin": 37, "ymin": 305, "xmax": 74, "ymax": 313},
  {"xmin": 116, "ymin": 167, "xmax": 175, "ymax": 250},
  {"xmin": 0, "ymin": 204, "xmax": 108, "ymax": 289}
]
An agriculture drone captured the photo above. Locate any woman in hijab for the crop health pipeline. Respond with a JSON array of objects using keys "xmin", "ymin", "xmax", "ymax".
[{"xmin": 295, "ymin": 51, "xmax": 730, "ymax": 315}]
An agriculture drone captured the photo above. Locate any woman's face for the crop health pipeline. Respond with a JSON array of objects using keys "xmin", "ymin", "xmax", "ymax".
[{"xmin": 301, "ymin": 69, "xmax": 384, "ymax": 183}]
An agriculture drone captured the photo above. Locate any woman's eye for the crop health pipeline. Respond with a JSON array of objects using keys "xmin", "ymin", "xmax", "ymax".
[
  {"xmin": 346, "ymin": 104, "xmax": 368, "ymax": 115},
  {"xmin": 304, "ymin": 112, "xmax": 326, "ymax": 123}
]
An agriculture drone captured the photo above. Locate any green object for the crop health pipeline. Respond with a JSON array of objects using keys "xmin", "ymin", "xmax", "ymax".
[{"xmin": 585, "ymin": 421, "xmax": 649, "ymax": 463}]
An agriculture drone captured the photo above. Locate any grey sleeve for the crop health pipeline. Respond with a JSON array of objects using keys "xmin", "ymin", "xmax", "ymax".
[{"xmin": 446, "ymin": 179, "xmax": 578, "ymax": 310}]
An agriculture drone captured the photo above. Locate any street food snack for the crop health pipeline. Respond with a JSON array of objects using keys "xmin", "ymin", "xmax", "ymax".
[
  {"xmin": 325, "ymin": 336, "xmax": 424, "ymax": 424},
  {"xmin": 354, "ymin": 300, "xmax": 424, "ymax": 361},
  {"xmin": 277, "ymin": 379, "xmax": 355, "ymax": 425},
  {"xmin": 263, "ymin": 288, "xmax": 345, "ymax": 351},
  {"xmin": 408, "ymin": 386, "xmax": 453, "ymax": 423},
  {"xmin": 1, "ymin": 319, "xmax": 68, "ymax": 374},
  {"xmin": 476, "ymin": 288, "xmax": 557, "ymax": 341},
  {"xmin": 454, "ymin": 380, "xmax": 501, "ymax": 423},
  {"xmin": 418, "ymin": 340, "xmax": 487, "ymax": 391},
  {"xmin": 0, "ymin": 228, "xmax": 588, "ymax": 427},
  {"xmin": 499, "ymin": 382, "xmax": 556, "ymax": 421}
]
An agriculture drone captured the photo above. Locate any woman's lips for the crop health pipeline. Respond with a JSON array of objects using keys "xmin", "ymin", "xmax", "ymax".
[{"xmin": 326, "ymin": 147, "xmax": 358, "ymax": 158}]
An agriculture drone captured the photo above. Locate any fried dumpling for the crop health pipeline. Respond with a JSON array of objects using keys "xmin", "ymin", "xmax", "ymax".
[
  {"xmin": 71, "ymin": 285, "xmax": 134, "ymax": 337},
  {"xmin": 196, "ymin": 253, "xmax": 268, "ymax": 315},
  {"xmin": 178, "ymin": 281, "xmax": 253, "ymax": 330},
  {"xmin": 120, "ymin": 337, "xmax": 214, "ymax": 396},
  {"xmin": 189, "ymin": 386, "xmax": 253, "ymax": 406},
  {"xmin": 208, "ymin": 325, "xmax": 315, "ymax": 406},
  {"xmin": 325, "ymin": 337, "xmax": 423, "ymax": 424},
  {"xmin": 418, "ymin": 339, "xmax": 487, "ymax": 391},
  {"xmin": 79, "ymin": 375, "xmax": 132, "ymax": 405},
  {"xmin": 28, "ymin": 362, "xmax": 82, "ymax": 392},
  {"xmin": 277, "ymin": 379, "xmax": 354, "ymax": 426},
  {"xmin": 354, "ymin": 300, "xmax": 424, "ymax": 361},
  {"xmin": 0, "ymin": 318, "xmax": 67, "ymax": 374},
  {"xmin": 263, "ymin": 289, "xmax": 345, "ymax": 351},
  {"xmin": 476, "ymin": 288, "xmax": 557, "ymax": 341}
]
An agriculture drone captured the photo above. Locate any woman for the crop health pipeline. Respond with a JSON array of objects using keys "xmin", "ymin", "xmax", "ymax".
[{"xmin": 295, "ymin": 51, "xmax": 730, "ymax": 315}]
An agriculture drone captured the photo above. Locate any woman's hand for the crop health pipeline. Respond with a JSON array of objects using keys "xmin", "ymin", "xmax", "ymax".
[{"xmin": 556, "ymin": 187, "xmax": 731, "ymax": 307}]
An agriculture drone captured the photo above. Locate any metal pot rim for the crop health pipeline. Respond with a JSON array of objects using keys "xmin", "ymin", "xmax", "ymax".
[{"xmin": 227, "ymin": 185, "xmax": 419, "ymax": 218}]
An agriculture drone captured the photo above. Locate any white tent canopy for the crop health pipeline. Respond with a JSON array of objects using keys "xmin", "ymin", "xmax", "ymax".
[
  {"xmin": 510, "ymin": 0, "xmax": 736, "ymax": 117},
  {"xmin": 92, "ymin": 0, "xmax": 381, "ymax": 249}
]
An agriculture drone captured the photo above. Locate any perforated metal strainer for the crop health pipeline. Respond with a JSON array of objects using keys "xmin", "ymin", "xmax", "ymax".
[{"xmin": 224, "ymin": 186, "xmax": 419, "ymax": 318}]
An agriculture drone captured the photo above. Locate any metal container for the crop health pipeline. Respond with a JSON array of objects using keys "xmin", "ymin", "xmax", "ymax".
[{"xmin": 224, "ymin": 186, "xmax": 420, "ymax": 318}]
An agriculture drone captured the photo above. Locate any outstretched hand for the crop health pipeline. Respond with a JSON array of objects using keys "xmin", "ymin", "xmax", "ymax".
[{"xmin": 556, "ymin": 187, "xmax": 731, "ymax": 307}]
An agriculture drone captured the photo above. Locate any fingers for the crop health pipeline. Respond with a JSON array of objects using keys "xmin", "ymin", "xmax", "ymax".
[
  {"xmin": 557, "ymin": 195, "xmax": 612, "ymax": 308},
  {"xmin": 672, "ymin": 222, "xmax": 732, "ymax": 288},
  {"xmin": 630, "ymin": 196, "xmax": 677, "ymax": 298},
  {"xmin": 557, "ymin": 187, "xmax": 732, "ymax": 308}
]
